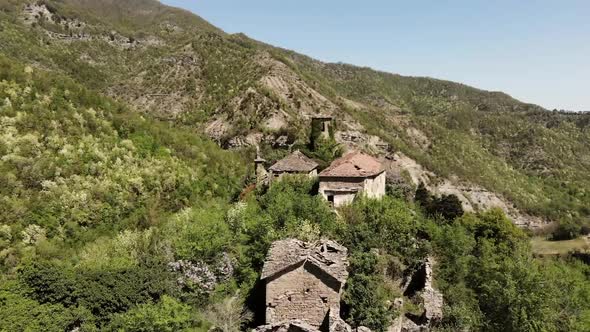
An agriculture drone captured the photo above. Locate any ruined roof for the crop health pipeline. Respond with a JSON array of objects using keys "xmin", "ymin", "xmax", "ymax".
[
  {"xmin": 269, "ymin": 150, "xmax": 319, "ymax": 173},
  {"xmin": 319, "ymin": 151, "xmax": 384, "ymax": 178},
  {"xmin": 261, "ymin": 238, "xmax": 349, "ymax": 284}
]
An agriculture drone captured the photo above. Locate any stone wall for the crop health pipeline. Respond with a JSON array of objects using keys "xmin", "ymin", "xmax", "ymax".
[
  {"xmin": 266, "ymin": 263, "xmax": 341, "ymax": 328},
  {"xmin": 319, "ymin": 172, "xmax": 386, "ymax": 207},
  {"xmin": 270, "ymin": 170, "xmax": 317, "ymax": 183},
  {"xmin": 363, "ymin": 172, "xmax": 386, "ymax": 199}
]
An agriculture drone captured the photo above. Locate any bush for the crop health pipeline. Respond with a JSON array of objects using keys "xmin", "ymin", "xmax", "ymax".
[
  {"xmin": 0, "ymin": 288, "xmax": 96, "ymax": 332},
  {"xmin": 551, "ymin": 219, "xmax": 583, "ymax": 241},
  {"xmin": 19, "ymin": 259, "xmax": 175, "ymax": 325},
  {"xmin": 342, "ymin": 252, "xmax": 392, "ymax": 331},
  {"xmin": 107, "ymin": 295, "xmax": 197, "ymax": 332},
  {"xmin": 415, "ymin": 183, "xmax": 464, "ymax": 221}
]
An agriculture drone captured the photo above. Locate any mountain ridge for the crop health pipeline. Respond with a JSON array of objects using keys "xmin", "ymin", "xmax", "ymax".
[
  {"xmin": 1, "ymin": 2, "xmax": 590, "ymax": 331},
  {"xmin": 1, "ymin": 0, "xmax": 589, "ymax": 225}
]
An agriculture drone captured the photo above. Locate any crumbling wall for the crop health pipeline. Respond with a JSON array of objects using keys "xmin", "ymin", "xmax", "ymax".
[
  {"xmin": 398, "ymin": 257, "xmax": 443, "ymax": 330},
  {"xmin": 266, "ymin": 263, "xmax": 340, "ymax": 328}
]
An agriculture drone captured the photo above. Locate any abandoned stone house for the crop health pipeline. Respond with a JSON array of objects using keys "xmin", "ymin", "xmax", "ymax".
[
  {"xmin": 260, "ymin": 238, "xmax": 349, "ymax": 329},
  {"xmin": 319, "ymin": 151, "xmax": 386, "ymax": 207},
  {"xmin": 268, "ymin": 150, "xmax": 319, "ymax": 181}
]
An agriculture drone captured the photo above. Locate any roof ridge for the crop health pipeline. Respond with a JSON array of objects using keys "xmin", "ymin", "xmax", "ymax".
[
  {"xmin": 269, "ymin": 150, "xmax": 319, "ymax": 172},
  {"xmin": 260, "ymin": 239, "xmax": 348, "ymax": 283},
  {"xmin": 319, "ymin": 150, "xmax": 383, "ymax": 177}
]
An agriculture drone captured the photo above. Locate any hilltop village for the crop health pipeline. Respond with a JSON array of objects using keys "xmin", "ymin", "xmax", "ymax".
[
  {"xmin": 255, "ymin": 115, "xmax": 386, "ymax": 207},
  {"xmin": 2, "ymin": 2, "xmax": 589, "ymax": 332},
  {"xmin": 251, "ymin": 115, "xmax": 443, "ymax": 332}
]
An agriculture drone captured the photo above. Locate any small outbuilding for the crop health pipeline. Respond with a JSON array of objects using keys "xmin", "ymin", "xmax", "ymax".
[
  {"xmin": 318, "ymin": 151, "xmax": 386, "ymax": 207},
  {"xmin": 269, "ymin": 150, "xmax": 319, "ymax": 181},
  {"xmin": 260, "ymin": 238, "xmax": 349, "ymax": 329}
]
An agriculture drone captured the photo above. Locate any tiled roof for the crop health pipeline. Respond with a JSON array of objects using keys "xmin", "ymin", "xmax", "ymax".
[
  {"xmin": 269, "ymin": 150, "xmax": 318, "ymax": 173},
  {"xmin": 319, "ymin": 151, "xmax": 383, "ymax": 178},
  {"xmin": 261, "ymin": 238, "xmax": 349, "ymax": 284}
]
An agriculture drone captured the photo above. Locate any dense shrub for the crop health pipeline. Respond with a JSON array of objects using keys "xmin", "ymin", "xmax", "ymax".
[
  {"xmin": 415, "ymin": 182, "xmax": 464, "ymax": 221},
  {"xmin": 18, "ymin": 259, "xmax": 175, "ymax": 325},
  {"xmin": 107, "ymin": 295, "xmax": 198, "ymax": 332},
  {"xmin": 342, "ymin": 252, "xmax": 393, "ymax": 331},
  {"xmin": 551, "ymin": 219, "xmax": 584, "ymax": 241}
]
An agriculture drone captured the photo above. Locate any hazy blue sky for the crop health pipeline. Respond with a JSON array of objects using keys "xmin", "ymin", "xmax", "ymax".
[{"xmin": 162, "ymin": 0, "xmax": 589, "ymax": 111}]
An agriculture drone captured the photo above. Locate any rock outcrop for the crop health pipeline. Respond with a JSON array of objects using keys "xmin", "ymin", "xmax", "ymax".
[{"xmin": 168, "ymin": 253, "xmax": 234, "ymax": 292}]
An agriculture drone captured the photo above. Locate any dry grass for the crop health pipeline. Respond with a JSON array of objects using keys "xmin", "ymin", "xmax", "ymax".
[{"xmin": 531, "ymin": 236, "xmax": 589, "ymax": 256}]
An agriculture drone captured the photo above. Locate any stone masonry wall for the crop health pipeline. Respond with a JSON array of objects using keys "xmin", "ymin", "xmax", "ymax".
[
  {"xmin": 363, "ymin": 172, "xmax": 386, "ymax": 199},
  {"xmin": 266, "ymin": 263, "xmax": 340, "ymax": 328}
]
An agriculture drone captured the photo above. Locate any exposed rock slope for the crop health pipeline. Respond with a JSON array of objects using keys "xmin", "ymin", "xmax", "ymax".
[{"xmin": 4, "ymin": 0, "xmax": 589, "ymax": 225}]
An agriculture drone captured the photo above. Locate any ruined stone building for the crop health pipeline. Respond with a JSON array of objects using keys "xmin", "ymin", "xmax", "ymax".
[
  {"xmin": 260, "ymin": 239, "xmax": 349, "ymax": 329},
  {"xmin": 311, "ymin": 115, "xmax": 333, "ymax": 140},
  {"xmin": 255, "ymin": 147, "xmax": 269, "ymax": 184},
  {"xmin": 318, "ymin": 151, "xmax": 386, "ymax": 207},
  {"xmin": 269, "ymin": 150, "xmax": 319, "ymax": 181}
]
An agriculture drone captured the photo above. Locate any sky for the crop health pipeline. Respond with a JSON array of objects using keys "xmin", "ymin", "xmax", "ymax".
[{"xmin": 162, "ymin": 0, "xmax": 590, "ymax": 111}]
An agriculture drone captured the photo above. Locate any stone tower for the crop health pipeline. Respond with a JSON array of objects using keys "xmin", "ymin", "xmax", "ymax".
[{"xmin": 311, "ymin": 115, "xmax": 333, "ymax": 140}]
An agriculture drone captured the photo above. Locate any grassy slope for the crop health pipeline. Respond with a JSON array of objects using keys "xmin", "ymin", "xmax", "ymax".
[
  {"xmin": 271, "ymin": 50, "xmax": 590, "ymax": 220},
  {"xmin": 1, "ymin": 0, "xmax": 589, "ymax": 222},
  {"xmin": 531, "ymin": 237, "xmax": 589, "ymax": 256},
  {"xmin": 0, "ymin": 52, "xmax": 246, "ymax": 248},
  {"xmin": 1, "ymin": 3, "xmax": 590, "ymax": 331}
]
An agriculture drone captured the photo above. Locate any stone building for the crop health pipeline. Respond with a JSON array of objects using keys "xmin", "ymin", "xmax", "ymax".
[
  {"xmin": 318, "ymin": 151, "xmax": 386, "ymax": 207},
  {"xmin": 269, "ymin": 150, "xmax": 319, "ymax": 181},
  {"xmin": 311, "ymin": 115, "xmax": 333, "ymax": 140},
  {"xmin": 260, "ymin": 239, "xmax": 349, "ymax": 329}
]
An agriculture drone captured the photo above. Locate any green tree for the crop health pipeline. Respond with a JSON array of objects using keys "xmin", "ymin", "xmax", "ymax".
[
  {"xmin": 342, "ymin": 252, "xmax": 392, "ymax": 331},
  {"xmin": 551, "ymin": 219, "xmax": 582, "ymax": 241},
  {"xmin": 414, "ymin": 182, "xmax": 431, "ymax": 208},
  {"xmin": 108, "ymin": 295, "xmax": 196, "ymax": 332},
  {"xmin": 431, "ymin": 194, "xmax": 464, "ymax": 221}
]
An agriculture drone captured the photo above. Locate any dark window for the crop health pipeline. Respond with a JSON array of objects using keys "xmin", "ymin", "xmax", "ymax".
[{"xmin": 327, "ymin": 195, "xmax": 334, "ymax": 206}]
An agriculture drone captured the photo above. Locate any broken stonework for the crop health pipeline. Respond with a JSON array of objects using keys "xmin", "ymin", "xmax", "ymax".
[
  {"xmin": 254, "ymin": 321, "xmax": 319, "ymax": 332},
  {"xmin": 254, "ymin": 239, "xmax": 375, "ymax": 332},
  {"xmin": 418, "ymin": 257, "xmax": 443, "ymax": 323},
  {"xmin": 257, "ymin": 239, "xmax": 353, "ymax": 331},
  {"xmin": 328, "ymin": 308, "xmax": 351, "ymax": 332},
  {"xmin": 394, "ymin": 257, "xmax": 443, "ymax": 331},
  {"xmin": 253, "ymin": 318, "xmax": 371, "ymax": 332}
]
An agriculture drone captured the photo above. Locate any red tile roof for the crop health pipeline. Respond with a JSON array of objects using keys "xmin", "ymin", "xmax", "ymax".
[
  {"xmin": 269, "ymin": 150, "xmax": 318, "ymax": 173},
  {"xmin": 319, "ymin": 151, "xmax": 383, "ymax": 178}
]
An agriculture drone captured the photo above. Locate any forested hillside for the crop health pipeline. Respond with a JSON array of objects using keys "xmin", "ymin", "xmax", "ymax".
[
  {"xmin": 0, "ymin": 0, "xmax": 588, "ymax": 225},
  {"xmin": 0, "ymin": 1, "xmax": 589, "ymax": 331}
]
